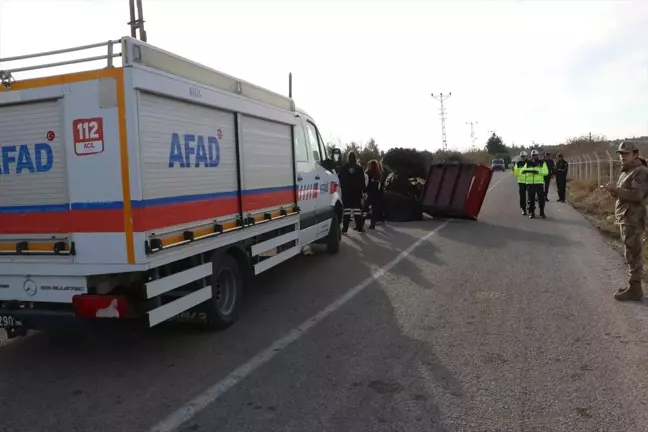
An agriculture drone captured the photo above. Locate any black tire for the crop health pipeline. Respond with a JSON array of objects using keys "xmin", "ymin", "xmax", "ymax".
[
  {"xmin": 204, "ymin": 253, "xmax": 243, "ymax": 330},
  {"xmin": 326, "ymin": 215, "xmax": 341, "ymax": 254},
  {"xmin": 384, "ymin": 192, "xmax": 422, "ymax": 222}
]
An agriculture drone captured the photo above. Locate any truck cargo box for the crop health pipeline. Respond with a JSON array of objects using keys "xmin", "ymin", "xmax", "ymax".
[{"xmin": 0, "ymin": 37, "xmax": 302, "ymax": 270}]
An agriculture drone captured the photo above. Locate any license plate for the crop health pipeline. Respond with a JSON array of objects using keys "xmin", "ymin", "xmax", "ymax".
[{"xmin": 0, "ymin": 315, "xmax": 20, "ymax": 328}]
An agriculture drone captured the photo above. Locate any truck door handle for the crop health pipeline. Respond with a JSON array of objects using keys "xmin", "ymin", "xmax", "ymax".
[
  {"xmin": 315, "ymin": 175, "xmax": 320, "ymax": 180},
  {"xmin": 297, "ymin": 175, "xmax": 303, "ymax": 181}
]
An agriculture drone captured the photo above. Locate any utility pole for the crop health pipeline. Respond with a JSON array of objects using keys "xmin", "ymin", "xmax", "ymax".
[
  {"xmin": 431, "ymin": 92, "xmax": 452, "ymax": 154},
  {"xmin": 466, "ymin": 121, "xmax": 478, "ymax": 150},
  {"xmin": 128, "ymin": 0, "xmax": 148, "ymax": 42}
]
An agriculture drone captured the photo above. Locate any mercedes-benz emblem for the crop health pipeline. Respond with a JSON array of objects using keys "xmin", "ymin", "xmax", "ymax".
[{"xmin": 23, "ymin": 279, "xmax": 37, "ymax": 296}]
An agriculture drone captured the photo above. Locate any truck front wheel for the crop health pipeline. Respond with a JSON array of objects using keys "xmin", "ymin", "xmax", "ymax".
[{"xmin": 205, "ymin": 253, "xmax": 243, "ymax": 330}]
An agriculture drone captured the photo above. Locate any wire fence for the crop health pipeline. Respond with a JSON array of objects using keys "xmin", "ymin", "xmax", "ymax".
[
  {"xmin": 566, "ymin": 142, "xmax": 648, "ymax": 185},
  {"xmin": 566, "ymin": 151, "xmax": 623, "ymax": 186}
]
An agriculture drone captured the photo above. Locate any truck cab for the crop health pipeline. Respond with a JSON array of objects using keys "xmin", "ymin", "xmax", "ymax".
[{"xmin": 293, "ymin": 108, "xmax": 343, "ymax": 244}]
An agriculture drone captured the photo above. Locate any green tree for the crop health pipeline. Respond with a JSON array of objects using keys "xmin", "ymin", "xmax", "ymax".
[
  {"xmin": 486, "ymin": 133, "xmax": 507, "ymax": 155},
  {"xmin": 419, "ymin": 150, "xmax": 435, "ymax": 167},
  {"xmin": 382, "ymin": 147, "xmax": 428, "ymax": 179},
  {"xmin": 434, "ymin": 149, "xmax": 469, "ymax": 163},
  {"xmin": 359, "ymin": 138, "xmax": 383, "ymax": 166}
]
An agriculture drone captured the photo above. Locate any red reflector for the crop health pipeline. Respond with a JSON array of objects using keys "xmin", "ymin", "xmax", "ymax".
[
  {"xmin": 330, "ymin": 182, "xmax": 338, "ymax": 194},
  {"xmin": 72, "ymin": 295, "xmax": 128, "ymax": 319}
]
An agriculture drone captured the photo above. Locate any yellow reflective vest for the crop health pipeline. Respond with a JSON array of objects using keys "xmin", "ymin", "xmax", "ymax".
[
  {"xmin": 512, "ymin": 161, "xmax": 527, "ymax": 184},
  {"xmin": 519, "ymin": 161, "xmax": 549, "ymax": 185}
]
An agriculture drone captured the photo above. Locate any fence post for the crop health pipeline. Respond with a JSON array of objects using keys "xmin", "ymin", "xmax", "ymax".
[
  {"xmin": 585, "ymin": 154, "xmax": 592, "ymax": 180},
  {"xmin": 605, "ymin": 150, "xmax": 613, "ymax": 184},
  {"xmin": 593, "ymin": 152, "xmax": 600, "ymax": 186},
  {"xmin": 575, "ymin": 156, "xmax": 581, "ymax": 179}
]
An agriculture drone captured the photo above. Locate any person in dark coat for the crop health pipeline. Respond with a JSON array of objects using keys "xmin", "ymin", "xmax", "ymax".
[
  {"xmin": 339, "ymin": 151, "xmax": 366, "ymax": 234},
  {"xmin": 554, "ymin": 153, "xmax": 569, "ymax": 202},
  {"xmin": 364, "ymin": 159, "xmax": 383, "ymax": 229},
  {"xmin": 378, "ymin": 161, "xmax": 387, "ymax": 223},
  {"xmin": 543, "ymin": 152, "xmax": 555, "ymax": 201}
]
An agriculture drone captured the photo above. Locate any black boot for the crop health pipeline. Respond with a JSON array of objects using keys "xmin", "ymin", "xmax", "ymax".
[
  {"xmin": 529, "ymin": 212, "xmax": 535, "ymax": 219},
  {"xmin": 354, "ymin": 215, "xmax": 364, "ymax": 233},
  {"xmin": 342, "ymin": 214, "xmax": 350, "ymax": 234},
  {"xmin": 540, "ymin": 211, "xmax": 546, "ymax": 219}
]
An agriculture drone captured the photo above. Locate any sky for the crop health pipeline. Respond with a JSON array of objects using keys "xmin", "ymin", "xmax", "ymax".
[{"xmin": 1, "ymin": 0, "xmax": 647, "ymax": 153}]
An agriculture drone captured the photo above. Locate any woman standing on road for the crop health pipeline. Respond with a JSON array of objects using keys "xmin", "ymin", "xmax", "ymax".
[{"xmin": 364, "ymin": 159, "xmax": 383, "ymax": 229}]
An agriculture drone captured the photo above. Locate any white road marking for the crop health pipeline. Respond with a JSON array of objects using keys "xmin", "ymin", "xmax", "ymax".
[
  {"xmin": 488, "ymin": 174, "xmax": 507, "ymax": 191},
  {"xmin": 149, "ymin": 175, "xmax": 504, "ymax": 432}
]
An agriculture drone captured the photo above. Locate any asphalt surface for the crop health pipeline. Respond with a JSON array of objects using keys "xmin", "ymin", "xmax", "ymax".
[{"xmin": 2, "ymin": 171, "xmax": 648, "ymax": 432}]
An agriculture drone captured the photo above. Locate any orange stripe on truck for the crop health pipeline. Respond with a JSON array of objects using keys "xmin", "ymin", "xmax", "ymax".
[
  {"xmin": 0, "ymin": 188, "xmax": 295, "ymax": 234},
  {"xmin": 0, "ymin": 68, "xmax": 120, "ymax": 92},
  {"xmin": 114, "ymin": 69, "xmax": 136, "ymax": 264}
]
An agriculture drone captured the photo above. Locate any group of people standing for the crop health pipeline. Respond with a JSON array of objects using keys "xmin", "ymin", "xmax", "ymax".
[
  {"xmin": 511, "ymin": 141, "xmax": 648, "ymax": 302},
  {"xmin": 512, "ymin": 150, "xmax": 569, "ymax": 218},
  {"xmin": 338, "ymin": 151, "xmax": 386, "ymax": 234}
]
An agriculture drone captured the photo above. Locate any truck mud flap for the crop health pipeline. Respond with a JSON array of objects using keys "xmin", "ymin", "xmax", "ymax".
[{"xmin": 420, "ymin": 163, "xmax": 493, "ymax": 220}]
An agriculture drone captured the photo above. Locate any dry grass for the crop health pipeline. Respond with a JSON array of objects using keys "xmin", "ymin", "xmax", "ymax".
[
  {"xmin": 567, "ymin": 179, "xmax": 648, "ymax": 266},
  {"xmin": 568, "ymin": 180, "xmax": 617, "ymax": 237}
]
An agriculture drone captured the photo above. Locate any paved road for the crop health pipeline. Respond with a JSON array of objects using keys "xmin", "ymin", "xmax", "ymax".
[{"xmin": 2, "ymin": 172, "xmax": 648, "ymax": 432}]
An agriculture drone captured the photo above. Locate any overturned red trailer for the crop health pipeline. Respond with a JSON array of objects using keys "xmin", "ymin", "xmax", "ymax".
[{"xmin": 420, "ymin": 163, "xmax": 493, "ymax": 220}]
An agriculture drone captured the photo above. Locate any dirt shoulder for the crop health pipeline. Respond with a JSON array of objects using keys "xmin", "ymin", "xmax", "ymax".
[{"xmin": 567, "ymin": 180, "xmax": 648, "ymax": 261}]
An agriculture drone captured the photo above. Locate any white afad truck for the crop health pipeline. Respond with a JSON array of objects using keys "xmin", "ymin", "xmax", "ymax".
[{"xmin": 0, "ymin": 37, "xmax": 344, "ymax": 339}]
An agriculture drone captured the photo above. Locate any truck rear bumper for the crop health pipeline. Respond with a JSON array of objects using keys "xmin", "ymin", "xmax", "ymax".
[
  {"xmin": 0, "ymin": 304, "xmax": 147, "ymax": 339},
  {"xmin": 0, "ymin": 306, "xmax": 78, "ymax": 332}
]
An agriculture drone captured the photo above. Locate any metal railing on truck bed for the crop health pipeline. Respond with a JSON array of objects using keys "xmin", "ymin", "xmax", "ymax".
[
  {"xmin": 0, "ymin": 36, "xmax": 296, "ymax": 112},
  {"xmin": 0, "ymin": 40, "xmax": 122, "ymax": 84}
]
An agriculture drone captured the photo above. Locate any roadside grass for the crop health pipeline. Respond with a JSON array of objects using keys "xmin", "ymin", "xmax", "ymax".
[
  {"xmin": 567, "ymin": 179, "xmax": 648, "ymax": 264},
  {"xmin": 568, "ymin": 180, "xmax": 618, "ymax": 238}
]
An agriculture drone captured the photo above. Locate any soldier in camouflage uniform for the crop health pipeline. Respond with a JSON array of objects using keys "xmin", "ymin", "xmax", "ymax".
[{"xmin": 602, "ymin": 141, "xmax": 648, "ymax": 301}]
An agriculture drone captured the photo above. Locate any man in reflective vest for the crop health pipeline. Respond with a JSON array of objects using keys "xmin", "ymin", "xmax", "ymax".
[
  {"xmin": 512, "ymin": 151, "xmax": 529, "ymax": 215},
  {"xmin": 521, "ymin": 150, "xmax": 549, "ymax": 219}
]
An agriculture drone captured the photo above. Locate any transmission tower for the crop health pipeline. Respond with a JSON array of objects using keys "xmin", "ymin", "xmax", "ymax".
[
  {"xmin": 466, "ymin": 121, "xmax": 478, "ymax": 150},
  {"xmin": 431, "ymin": 93, "xmax": 452, "ymax": 153}
]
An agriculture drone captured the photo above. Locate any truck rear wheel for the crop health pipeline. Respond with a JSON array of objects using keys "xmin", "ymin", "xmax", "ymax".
[{"xmin": 205, "ymin": 253, "xmax": 243, "ymax": 330}]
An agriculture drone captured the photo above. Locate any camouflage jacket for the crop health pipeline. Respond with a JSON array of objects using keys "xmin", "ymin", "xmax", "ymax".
[{"xmin": 614, "ymin": 159, "xmax": 648, "ymax": 226}]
